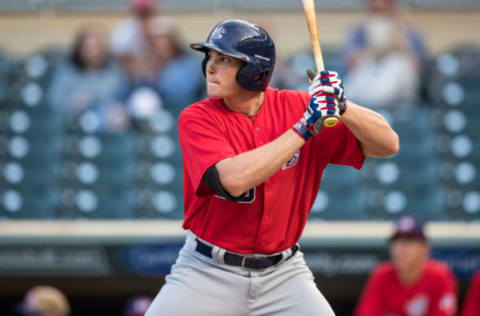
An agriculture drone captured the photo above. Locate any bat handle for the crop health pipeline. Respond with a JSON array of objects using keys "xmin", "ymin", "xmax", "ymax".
[{"xmin": 323, "ymin": 116, "xmax": 338, "ymax": 128}]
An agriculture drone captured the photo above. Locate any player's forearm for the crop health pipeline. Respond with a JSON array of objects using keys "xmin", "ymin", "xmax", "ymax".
[
  {"xmin": 216, "ymin": 129, "xmax": 305, "ymax": 197},
  {"xmin": 341, "ymin": 101, "xmax": 399, "ymax": 158}
]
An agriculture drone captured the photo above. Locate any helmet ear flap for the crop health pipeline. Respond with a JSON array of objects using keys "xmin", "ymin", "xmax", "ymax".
[
  {"xmin": 201, "ymin": 54, "xmax": 209, "ymax": 77},
  {"xmin": 236, "ymin": 63, "xmax": 271, "ymax": 91}
]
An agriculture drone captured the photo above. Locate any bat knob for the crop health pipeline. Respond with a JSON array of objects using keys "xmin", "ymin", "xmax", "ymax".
[{"xmin": 323, "ymin": 116, "xmax": 339, "ymax": 128}]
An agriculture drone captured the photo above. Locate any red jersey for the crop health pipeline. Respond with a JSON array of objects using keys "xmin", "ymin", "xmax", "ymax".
[
  {"xmin": 355, "ymin": 260, "xmax": 458, "ymax": 316},
  {"xmin": 178, "ymin": 87, "xmax": 364, "ymax": 254},
  {"xmin": 461, "ymin": 269, "xmax": 480, "ymax": 316}
]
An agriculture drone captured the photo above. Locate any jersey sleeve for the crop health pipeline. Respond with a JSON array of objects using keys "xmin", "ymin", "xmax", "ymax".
[
  {"xmin": 354, "ymin": 265, "xmax": 385, "ymax": 316},
  {"xmin": 429, "ymin": 265, "xmax": 458, "ymax": 316},
  {"xmin": 178, "ymin": 106, "xmax": 236, "ymax": 196},
  {"xmin": 316, "ymin": 121, "xmax": 365, "ymax": 169},
  {"xmin": 461, "ymin": 270, "xmax": 480, "ymax": 316}
]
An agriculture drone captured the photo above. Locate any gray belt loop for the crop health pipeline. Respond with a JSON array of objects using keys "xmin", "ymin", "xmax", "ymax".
[{"xmin": 212, "ymin": 246, "xmax": 226, "ymax": 264}]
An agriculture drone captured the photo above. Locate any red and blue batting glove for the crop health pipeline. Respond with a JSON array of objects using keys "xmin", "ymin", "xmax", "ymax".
[
  {"xmin": 293, "ymin": 70, "xmax": 348, "ymax": 141},
  {"xmin": 308, "ymin": 69, "xmax": 347, "ymax": 115},
  {"xmin": 293, "ymin": 94, "xmax": 339, "ymax": 140}
]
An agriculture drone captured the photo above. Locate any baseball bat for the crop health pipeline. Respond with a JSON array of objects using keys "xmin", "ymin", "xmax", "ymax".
[{"xmin": 301, "ymin": 0, "xmax": 339, "ymax": 128}]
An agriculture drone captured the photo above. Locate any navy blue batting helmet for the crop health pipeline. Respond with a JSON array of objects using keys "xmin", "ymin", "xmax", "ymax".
[{"xmin": 190, "ymin": 19, "xmax": 276, "ymax": 92}]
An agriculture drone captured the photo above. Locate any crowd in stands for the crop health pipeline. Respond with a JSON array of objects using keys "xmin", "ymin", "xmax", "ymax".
[
  {"xmin": 46, "ymin": 0, "xmax": 204, "ymax": 135},
  {"xmin": 1, "ymin": 0, "xmax": 432, "ymax": 137}
]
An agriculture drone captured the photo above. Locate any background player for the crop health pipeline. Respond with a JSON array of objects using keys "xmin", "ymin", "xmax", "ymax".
[
  {"xmin": 146, "ymin": 19, "xmax": 399, "ymax": 316},
  {"xmin": 355, "ymin": 215, "xmax": 457, "ymax": 316},
  {"xmin": 461, "ymin": 268, "xmax": 480, "ymax": 316}
]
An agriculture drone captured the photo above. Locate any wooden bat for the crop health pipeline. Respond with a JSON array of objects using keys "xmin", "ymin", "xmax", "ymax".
[{"xmin": 301, "ymin": 0, "xmax": 339, "ymax": 128}]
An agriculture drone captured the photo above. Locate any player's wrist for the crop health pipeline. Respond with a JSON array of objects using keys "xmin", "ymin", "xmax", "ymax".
[
  {"xmin": 339, "ymin": 101, "xmax": 347, "ymax": 116},
  {"xmin": 292, "ymin": 121, "xmax": 313, "ymax": 141}
]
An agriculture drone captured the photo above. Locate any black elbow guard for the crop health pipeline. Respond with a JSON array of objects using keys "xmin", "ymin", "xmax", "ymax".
[{"xmin": 202, "ymin": 165, "xmax": 246, "ymax": 202}]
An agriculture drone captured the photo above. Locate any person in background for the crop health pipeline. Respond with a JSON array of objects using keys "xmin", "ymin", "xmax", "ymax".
[
  {"xmin": 343, "ymin": 16, "xmax": 420, "ymax": 107},
  {"xmin": 150, "ymin": 17, "xmax": 204, "ymax": 113},
  {"xmin": 124, "ymin": 295, "xmax": 153, "ymax": 316},
  {"xmin": 343, "ymin": 0, "xmax": 427, "ymax": 72},
  {"xmin": 48, "ymin": 24, "xmax": 127, "ymax": 131},
  {"xmin": 461, "ymin": 268, "xmax": 480, "ymax": 316},
  {"xmin": 355, "ymin": 215, "xmax": 458, "ymax": 316},
  {"xmin": 16, "ymin": 285, "xmax": 70, "ymax": 316},
  {"xmin": 111, "ymin": 0, "xmax": 159, "ymax": 82}
]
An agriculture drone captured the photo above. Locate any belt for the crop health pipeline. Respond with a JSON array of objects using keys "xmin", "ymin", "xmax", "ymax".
[{"xmin": 195, "ymin": 238, "xmax": 299, "ymax": 270}]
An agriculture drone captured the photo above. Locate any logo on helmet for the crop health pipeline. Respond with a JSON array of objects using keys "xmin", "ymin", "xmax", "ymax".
[
  {"xmin": 254, "ymin": 54, "xmax": 271, "ymax": 62},
  {"xmin": 210, "ymin": 26, "xmax": 227, "ymax": 40}
]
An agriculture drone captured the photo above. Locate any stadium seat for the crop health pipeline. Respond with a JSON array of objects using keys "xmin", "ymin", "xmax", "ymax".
[
  {"xmin": 443, "ymin": 189, "xmax": 480, "ymax": 221},
  {"xmin": 363, "ymin": 157, "xmax": 438, "ymax": 187},
  {"xmin": 55, "ymin": 188, "xmax": 133, "ymax": 219},
  {"xmin": 364, "ymin": 186, "xmax": 446, "ymax": 221},
  {"xmin": 309, "ymin": 186, "xmax": 368, "ymax": 220},
  {"xmin": 321, "ymin": 164, "xmax": 363, "ymax": 187},
  {"xmin": 131, "ymin": 187, "xmax": 183, "ymax": 219},
  {"xmin": 0, "ymin": 188, "xmax": 56, "ymax": 219}
]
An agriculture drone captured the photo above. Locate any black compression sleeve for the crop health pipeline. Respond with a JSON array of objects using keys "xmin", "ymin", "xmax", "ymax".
[{"xmin": 202, "ymin": 165, "xmax": 246, "ymax": 202}]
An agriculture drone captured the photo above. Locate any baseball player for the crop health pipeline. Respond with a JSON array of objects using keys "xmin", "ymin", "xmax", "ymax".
[
  {"xmin": 355, "ymin": 216, "xmax": 458, "ymax": 316},
  {"xmin": 461, "ymin": 269, "xmax": 480, "ymax": 316},
  {"xmin": 146, "ymin": 19, "xmax": 399, "ymax": 316}
]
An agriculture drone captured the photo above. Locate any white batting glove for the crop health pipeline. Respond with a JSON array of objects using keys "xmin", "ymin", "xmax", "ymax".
[
  {"xmin": 308, "ymin": 70, "xmax": 347, "ymax": 116},
  {"xmin": 293, "ymin": 94, "xmax": 341, "ymax": 140}
]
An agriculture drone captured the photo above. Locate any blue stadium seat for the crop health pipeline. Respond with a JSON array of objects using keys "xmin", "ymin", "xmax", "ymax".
[
  {"xmin": 365, "ymin": 186, "xmax": 446, "ymax": 221},
  {"xmin": 55, "ymin": 188, "xmax": 133, "ymax": 219},
  {"xmin": 0, "ymin": 188, "xmax": 57, "ymax": 219},
  {"xmin": 309, "ymin": 187, "xmax": 368, "ymax": 220}
]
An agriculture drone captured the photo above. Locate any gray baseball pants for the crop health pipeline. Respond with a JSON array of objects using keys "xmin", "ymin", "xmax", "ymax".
[{"xmin": 145, "ymin": 230, "xmax": 335, "ymax": 316}]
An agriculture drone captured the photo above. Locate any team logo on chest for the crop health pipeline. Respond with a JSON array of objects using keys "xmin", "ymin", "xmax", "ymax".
[
  {"xmin": 282, "ymin": 151, "xmax": 300, "ymax": 170},
  {"xmin": 405, "ymin": 294, "xmax": 429, "ymax": 316}
]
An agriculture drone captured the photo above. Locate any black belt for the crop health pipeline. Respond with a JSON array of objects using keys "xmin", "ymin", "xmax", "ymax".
[{"xmin": 195, "ymin": 238, "xmax": 299, "ymax": 270}]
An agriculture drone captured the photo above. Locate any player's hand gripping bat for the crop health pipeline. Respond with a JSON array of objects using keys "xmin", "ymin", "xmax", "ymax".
[{"xmin": 301, "ymin": 0, "xmax": 339, "ymax": 128}]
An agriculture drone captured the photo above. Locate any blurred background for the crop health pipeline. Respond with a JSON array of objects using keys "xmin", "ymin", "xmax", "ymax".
[{"xmin": 0, "ymin": 0, "xmax": 479, "ymax": 315}]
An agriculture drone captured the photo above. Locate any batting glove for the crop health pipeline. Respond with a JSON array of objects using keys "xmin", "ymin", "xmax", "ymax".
[
  {"xmin": 293, "ymin": 93, "xmax": 341, "ymax": 140},
  {"xmin": 307, "ymin": 69, "xmax": 347, "ymax": 116}
]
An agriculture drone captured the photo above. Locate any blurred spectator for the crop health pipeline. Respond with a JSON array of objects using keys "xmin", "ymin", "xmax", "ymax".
[
  {"xmin": 150, "ymin": 17, "xmax": 204, "ymax": 112},
  {"xmin": 124, "ymin": 295, "xmax": 153, "ymax": 316},
  {"xmin": 343, "ymin": 16, "xmax": 420, "ymax": 107},
  {"xmin": 48, "ymin": 24, "xmax": 128, "ymax": 131},
  {"xmin": 111, "ymin": 0, "xmax": 159, "ymax": 81},
  {"xmin": 344, "ymin": 0, "xmax": 428, "ymax": 71},
  {"xmin": 16, "ymin": 285, "xmax": 70, "ymax": 316},
  {"xmin": 355, "ymin": 216, "xmax": 457, "ymax": 316},
  {"xmin": 117, "ymin": 17, "xmax": 204, "ymax": 128},
  {"xmin": 461, "ymin": 269, "xmax": 480, "ymax": 316}
]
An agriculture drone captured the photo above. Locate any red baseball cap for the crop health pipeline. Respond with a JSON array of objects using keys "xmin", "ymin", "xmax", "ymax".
[
  {"xmin": 130, "ymin": 0, "xmax": 156, "ymax": 13},
  {"xmin": 124, "ymin": 296, "xmax": 153, "ymax": 316}
]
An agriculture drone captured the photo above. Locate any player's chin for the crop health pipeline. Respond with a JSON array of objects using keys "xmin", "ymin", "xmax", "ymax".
[{"xmin": 207, "ymin": 84, "xmax": 223, "ymax": 98}]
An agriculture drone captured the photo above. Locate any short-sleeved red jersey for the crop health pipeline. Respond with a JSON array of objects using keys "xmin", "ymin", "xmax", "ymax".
[
  {"xmin": 355, "ymin": 260, "xmax": 458, "ymax": 316},
  {"xmin": 178, "ymin": 87, "xmax": 365, "ymax": 254},
  {"xmin": 461, "ymin": 269, "xmax": 480, "ymax": 316}
]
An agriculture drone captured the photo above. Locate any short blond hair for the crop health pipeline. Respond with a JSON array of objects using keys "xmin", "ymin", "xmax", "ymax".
[{"xmin": 22, "ymin": 286, "xmax": 70, "ymax": 316}]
